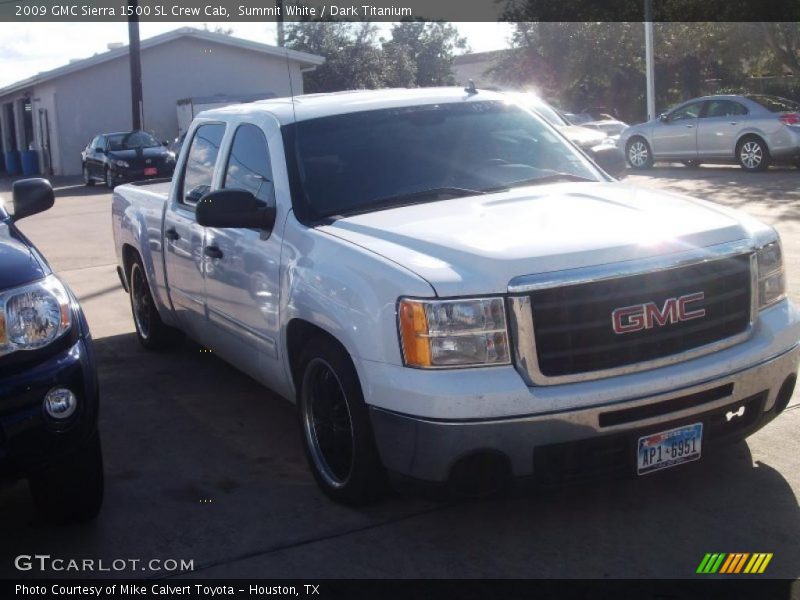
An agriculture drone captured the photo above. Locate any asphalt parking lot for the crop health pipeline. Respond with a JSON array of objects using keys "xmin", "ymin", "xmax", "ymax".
[{"xmin": 1, "ymin": 165, "xmax": 799, "ymax": 580}]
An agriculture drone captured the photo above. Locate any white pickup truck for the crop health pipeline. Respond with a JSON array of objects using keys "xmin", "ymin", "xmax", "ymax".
[{"xmin": 112, "ymin": 88, "xmax": 800, "ymax": 504}]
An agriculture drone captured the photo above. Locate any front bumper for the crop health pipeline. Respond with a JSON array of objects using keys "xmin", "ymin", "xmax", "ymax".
[
  {"xmin": 0, "ymin": 336, "xmax": 99, "ymax": 479},
  {"xmin": 371, "ymin": 344, "xmax": 798, "ymax": 485},
  {"xmin": 112, "ymin": 166, "xmax": 175, "ymax": 183}
]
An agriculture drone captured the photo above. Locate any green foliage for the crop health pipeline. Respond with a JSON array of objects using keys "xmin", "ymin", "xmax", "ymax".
[{"xmin": 285, "ymin": 20, "xmax": 467, "ymax": 93}]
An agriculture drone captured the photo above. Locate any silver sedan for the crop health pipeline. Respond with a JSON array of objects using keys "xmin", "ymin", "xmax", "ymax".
[{"xmin": 620, "ymin": 94, "xmax": 800, "ymax": 171}]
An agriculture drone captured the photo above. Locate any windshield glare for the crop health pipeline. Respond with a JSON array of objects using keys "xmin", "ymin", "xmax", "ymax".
[
  {"xmin": 286, "ymin": 101, "xmax": 600, "ymax": 220},
  {"xmin": 108, "ymin": 131, "xmax": 161, "ymax": 151}
]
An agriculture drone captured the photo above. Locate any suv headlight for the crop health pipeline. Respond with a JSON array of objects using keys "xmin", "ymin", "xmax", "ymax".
[
  {"xmin": 112, "ymin": 159, "xmax": 130, "ymax": 168},
  {"xmin": 398, "ymin": 297, "xmax": 510, "ymax": 368},
  {"xmin": 756, "ymin": 240, "xmax": 786, "ymax": 309},
  {"xmin": 0, "ymin": 275, "xmax": 72, "ymax": 357}
]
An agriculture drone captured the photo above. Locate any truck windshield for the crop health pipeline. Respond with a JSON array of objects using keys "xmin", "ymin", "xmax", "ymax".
[
  {"xmin": 284, "ymin": 100, "xmax": 601, "ymax": 220},
  {"xmin": 107, "ymin": 131, "xmax": 161, "ymax": 151}
]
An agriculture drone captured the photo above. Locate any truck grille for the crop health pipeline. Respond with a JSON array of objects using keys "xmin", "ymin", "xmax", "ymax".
[{"xmin": 529, "ymin": 254, "xmax": 752, "ymax": 377}]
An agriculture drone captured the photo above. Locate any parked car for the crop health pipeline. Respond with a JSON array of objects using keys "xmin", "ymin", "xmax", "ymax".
[
  {"xmin": 1, "ymin": 178, "xmax": 103, "ymax": 523},
  {"xmin": 621, "ymin": 94, "xmax": 800, "ymax": 171},
  {"xmin": 505, "ymin": 92, "xmax": 625, "ymax": 174},
  {"xmin": 82, "ymin": 130, "xmax": 177, "ymax": 189},
  {"xmin": 113, "ymin": 88, "xmax": 799, "ymax": 504}
]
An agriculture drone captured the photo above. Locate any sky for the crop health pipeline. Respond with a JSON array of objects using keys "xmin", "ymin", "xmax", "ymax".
[{"xmin": 0, "ymin": 22, "xmax": 514, "ymax": 88}]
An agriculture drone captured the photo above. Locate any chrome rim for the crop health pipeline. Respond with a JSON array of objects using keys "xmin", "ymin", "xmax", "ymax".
[
  {"xmin": 130, "ymin": 264, "xmax": 151, "ymax": 340},
  {"xmin": 628, "ymin": 141, "xmax": 649, "ymax": 167},
  {"xmin": 740, "ymin": 141, "xmax": 763, "ymax": 169},
  {"xmin": 302, "ymin": 358, "xmax": 354, "ymax": 489}
]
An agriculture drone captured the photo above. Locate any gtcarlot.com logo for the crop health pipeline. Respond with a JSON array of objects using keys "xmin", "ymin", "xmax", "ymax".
[
  {"xmin": 14, "ymin": 554, "xmax": 194, "ymax": 573},
  {"xmin": 696, "ymin": 552, "xmax": 773, "ymax": 574}
]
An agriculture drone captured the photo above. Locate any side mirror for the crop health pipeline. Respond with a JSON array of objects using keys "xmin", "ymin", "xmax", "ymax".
[
  {"xmin": 196, "ymin": 189, "xmax": 276, "ymax": 230},
  {"xmin": 590, "ymin": 145, "xmax": 627, "ymax": 179},
  {"xmin": 12, "ymin": 178, "xmax": 55, "ymax": 221}
]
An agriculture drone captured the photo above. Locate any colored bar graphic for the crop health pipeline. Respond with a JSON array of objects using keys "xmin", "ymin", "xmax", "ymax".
[{"xmin": 698, "ymin": 552, "xmax": 773, "ymax": 574}]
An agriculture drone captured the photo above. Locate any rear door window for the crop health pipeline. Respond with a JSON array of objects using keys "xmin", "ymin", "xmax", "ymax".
[
  {"xmin": 703, "ymin": 100, "xmax": 748, "ymax": 118},
  {"xmin": 180, "ymin": 123, "xmax": 226, "ymax": 207}
]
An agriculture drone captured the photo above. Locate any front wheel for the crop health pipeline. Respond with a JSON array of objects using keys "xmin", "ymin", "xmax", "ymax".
[
  {"xmin": 297, "ymin": 336, "xmax": 386, "ymax": 505},
  {"xmin": 83, "ymin": 165, "xmax": 95, "ymax": 186},
  {"xmin": 28, "ymin": 431, "xmax": 104, "ymax": 524},
  {"xmin": 626, "ymin": 138, "xmax": 653, "ymax": 169},
  {"xmin": 105, "ymin": 168, "xmax": 115, "ymax": 189},
  {"xmin": 738, "ymin": 136, "xmax": 770, "ymax": 171},
  {"xmin": 129, "ymin": 257, "xmax": 183, "ymax": 350}
]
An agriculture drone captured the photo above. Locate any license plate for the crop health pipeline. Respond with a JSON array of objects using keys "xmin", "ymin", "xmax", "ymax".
[
  {"xmin": 144, "ymin": 167, "xmax": 158, "ymax": 176},
  {"xmin": 637, "ymin": 422, "xmax": 702, "ymax": 475}
]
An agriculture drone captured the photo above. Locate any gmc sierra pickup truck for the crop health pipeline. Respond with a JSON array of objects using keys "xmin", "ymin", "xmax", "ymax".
[{"xmin": 112, "ymin": 88, "xmax": 800, "ymax": 504}]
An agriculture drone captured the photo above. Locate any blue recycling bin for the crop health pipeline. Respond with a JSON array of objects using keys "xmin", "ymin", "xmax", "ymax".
[
  {"xmin": 21, "ymin": 150, "xmax": 39, "ymax": 176},
  {"xmin": 4, "ymin": 150, "xmax": 20, "ymax": 176}
]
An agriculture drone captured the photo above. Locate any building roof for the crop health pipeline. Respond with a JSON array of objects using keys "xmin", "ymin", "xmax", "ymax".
[
  {"xmin": 200, "ymin": 87, "xmax": 510, "ymax": 125},
  {"xmin": 0, "ymin": 27, "xmax": 324, "ymax": 98}
]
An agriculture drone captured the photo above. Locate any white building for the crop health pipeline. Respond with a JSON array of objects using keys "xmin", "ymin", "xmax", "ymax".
[{"xmin": 0, "ymin": 27, "xmax": 324, "ymax": 176}]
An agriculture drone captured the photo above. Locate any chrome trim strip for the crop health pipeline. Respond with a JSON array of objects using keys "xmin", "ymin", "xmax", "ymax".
[
  {"xmin": 508, "ymin": 243, "xmax": 756, "ymax": 386},
  {"xmin": 507, "ymin": 239, "xmax": 755, "ymax": 293}
]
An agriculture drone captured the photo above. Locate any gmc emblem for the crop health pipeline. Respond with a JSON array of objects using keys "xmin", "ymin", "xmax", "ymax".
[{"xmin": 612, "ymin": 292, "xmax": 706, "ymax": 335}]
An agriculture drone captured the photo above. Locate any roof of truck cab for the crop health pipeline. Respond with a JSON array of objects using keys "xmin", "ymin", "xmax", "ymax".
[{"xmin": 198, "ymin": 87, "xmax": 508, "ymax": 125}]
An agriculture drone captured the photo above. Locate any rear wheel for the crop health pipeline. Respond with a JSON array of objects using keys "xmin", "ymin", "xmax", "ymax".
[
  {"xmin": 297, "ymin": 336, "xmax": 386, "ymax": 505},
  {"xmin": 129, "ymin": 256, "xmax": 183, "ymax": 350},
  {"xmin": 626, "ymin": 137, "xmax": 653, "ymax": 169},
  {"xmin": 28, "ymin": 431, "xmax": 104, "ymax": 524},
  {"xmin": 83, "ymin": 165, "xmax": 95, "ymax": 186},
  {"xmin": 737, "ymin": 136, "xmax": 770, "ymax": 171}
]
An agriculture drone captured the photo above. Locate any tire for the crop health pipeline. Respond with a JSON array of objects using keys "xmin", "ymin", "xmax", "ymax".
[
  {"xmin": 28, "ymin": 431, "xmax": 104, "ymax": 524},
  {"xmin": 626, "ymin": 137, "xmax": 653, "ymax": 169},
  {"xmin": 682, "ymin": 160, "xmax": 701, "ymax": 168},
  {"xmin": 297, "ymin": 335, "xmax": 386, "ymax": 505},
  {"xmin": 105, "ymin": 168, "xmax": 115, "ymax": 189},
  {"xmin": 129, "ymin": 256, "xmax": 184, "ymax": 350},
  {"xmin": 737, "ymin": 136, "xmax": 770, "ymax": 172},
  {"xmin": 83, "ymin": 165, "xmax": 95, "ymax": 186}
]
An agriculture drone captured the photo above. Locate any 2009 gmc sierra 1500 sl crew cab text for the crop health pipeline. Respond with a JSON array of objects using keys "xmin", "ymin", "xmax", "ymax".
[{"xmin": 112, "ymin": 88, "xmax": 800, "ymax": 504}]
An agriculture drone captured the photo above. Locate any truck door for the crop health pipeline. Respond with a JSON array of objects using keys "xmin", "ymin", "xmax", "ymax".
[
  {"xmin": 163, "ymin": 122, "xmax": 226, "ymax": 342},
  {"xmin": 203, "ymin": 121, "xmax": 283, "ymax": 384}
]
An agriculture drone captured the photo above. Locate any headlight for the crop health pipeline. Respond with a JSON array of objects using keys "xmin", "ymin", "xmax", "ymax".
[
  {"xmin": 166, "ymin": 152, "xmax": 176, "ymax": 163},
  {"xmin": 756, "ymin": 240, "xmax": 786, "ymax": 309},
  {"xmin": 0, "ymin": 275, "xmax": 72, "ymax": 357},
  {"xmin": 112, "ymin": 159, "xmax": 130, "ymax": 168},
  {"xmin": 398, "ymin": 297, "xmax": 510, "ymax": 368}
]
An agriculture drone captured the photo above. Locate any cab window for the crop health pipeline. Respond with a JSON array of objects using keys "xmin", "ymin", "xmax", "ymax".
[
  {"xmin": 180, "ymin": 123, "xmax": 226, "ymax": 206},
  {"xmin": 223, "ymin": 124, "xmax": 274, "ymax": 205}
]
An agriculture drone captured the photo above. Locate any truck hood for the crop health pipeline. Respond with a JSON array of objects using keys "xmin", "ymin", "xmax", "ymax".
[
  {"xmin": 0, "ymin": 221, "xmax": 49, "ymax": 290},
  {"xmin": 319, "ymin": 182, "xmax": 756, "ymax": 297}
]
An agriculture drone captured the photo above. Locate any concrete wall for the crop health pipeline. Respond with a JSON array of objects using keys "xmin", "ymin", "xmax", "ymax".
[{"xmin": 20, "ymin": 36, "xmax": 307, "ymax": 175}]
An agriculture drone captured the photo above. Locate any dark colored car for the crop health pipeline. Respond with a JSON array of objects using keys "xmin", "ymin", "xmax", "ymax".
[
  {"xmin": 81, "ymin": 130, "xmax": 177, "ymax": 189},
  {"xmin": 0, "ymin": 179, "xmax": 103, "ymax": 523}
]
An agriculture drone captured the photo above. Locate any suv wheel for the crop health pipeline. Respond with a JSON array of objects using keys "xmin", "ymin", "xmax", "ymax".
[
  {"xmin": 297, "ymin": 336, "xmax": 386, "ymax": 505},
  {"xmin": 28, "ymin": 431, "xmax": 104, "ymax": 524}
]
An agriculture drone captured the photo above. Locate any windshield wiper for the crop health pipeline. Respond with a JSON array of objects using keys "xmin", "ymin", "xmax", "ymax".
[
  {"xmin": 332, "ymin": 187, "xmax": 487, "ymax": 217},
  {"xmin": 485, "ymin": 172, "xmax": 595, "ymax": 192}
]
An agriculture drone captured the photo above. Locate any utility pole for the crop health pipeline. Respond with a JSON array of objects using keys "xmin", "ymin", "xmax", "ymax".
[
  {"xmin": 644, "ymin": 0, "xmax": 656, "ymax": 120},
  {"xmin": 276, "ymin": 0, "xmax": 284, "ymax": 46},
  {"xmin": 128, "ymin": 0, "xmax": 144, "ymax": 130}
]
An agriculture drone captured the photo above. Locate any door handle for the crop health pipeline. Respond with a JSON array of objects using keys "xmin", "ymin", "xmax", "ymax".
[
  {"xmin": 204, "ymin": 245, "xmax": 223, "ymax": 259},
  {"xmin": 685, "ymin": 124, "xmax": 695, "ymax": 128},
  {"xmin": 730, "ymin": 122, "xmax": 738, "ymax": 125},
  {"xmin": 165, "ymin": 227, "xmax": 180, "ymax": 241}
]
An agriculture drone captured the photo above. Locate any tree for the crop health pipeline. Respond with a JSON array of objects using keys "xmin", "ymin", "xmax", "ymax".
[{"xmin": 384, "ymin": 20, "xmax": 467, "ymax": 87}]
